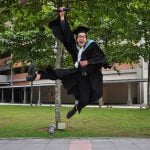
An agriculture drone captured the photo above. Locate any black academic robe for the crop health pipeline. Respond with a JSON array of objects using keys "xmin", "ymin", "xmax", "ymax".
[{"xmin": 41, "ymin": 17, "xmax": 109, "ymax": 112}]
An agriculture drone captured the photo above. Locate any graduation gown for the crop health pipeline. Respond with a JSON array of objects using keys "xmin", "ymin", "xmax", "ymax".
[{"xmin": 41, "ymin": 17, "xmax": 109, "ymax": 112}]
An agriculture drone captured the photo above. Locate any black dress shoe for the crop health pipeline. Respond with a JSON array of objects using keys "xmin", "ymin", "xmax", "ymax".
[
  {"xmin": 66, "ymin": 106, "xmax": 77, "ymax": 119},
  {"xmin": 26, "ymin": 65, "xmax": 37, "ymax": 81}
]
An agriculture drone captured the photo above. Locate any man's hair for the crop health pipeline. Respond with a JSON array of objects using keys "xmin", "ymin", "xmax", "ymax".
[
  {"xmin": 75, "ymin": 33, "xmax": 87, "ymax": 40},
  {"xmin": 27, "ymin": 60, "xmax": 32, "ymax": 63}
]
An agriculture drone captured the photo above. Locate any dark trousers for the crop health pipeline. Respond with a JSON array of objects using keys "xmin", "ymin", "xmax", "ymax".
[{"xmin": 76, "ymin": 74, "xmax": 92, "ymax": 113}]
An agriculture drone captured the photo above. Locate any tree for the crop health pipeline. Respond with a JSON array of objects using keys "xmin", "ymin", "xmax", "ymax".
[
  {"xmin": 0, "ymin": 0, "xmax": 62, "ymax": 129},
  {"xmin": 0, "ymin": 1, "xmax": 149, "ymax": 113},
  {"xmin": 0, "ymin": 0, "xmax": 57, "ymax": 67},
  {"xmin": 0, "ymin": 0, "xmax": 87, "ymax": 129},
  {"xmin": 86, "ymin": 0, "xmax": 150, "ymax": 107}
]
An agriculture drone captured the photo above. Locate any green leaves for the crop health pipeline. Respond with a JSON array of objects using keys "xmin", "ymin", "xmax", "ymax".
[
  {"xmin": 0, "ymin": 0, "xmax": 150, "ymax": 67},
  {"xmin": 87, "ymin": 0, "xmax": 150, "ymax": 63},
  {"xmin": 0, "ymin": 0, "xmax": 57, "ymax": 67}
]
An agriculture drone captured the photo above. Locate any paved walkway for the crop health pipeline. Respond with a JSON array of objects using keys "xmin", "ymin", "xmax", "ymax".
[{"xmin": 0, "ymin": 138, "xmax": 149, "ymax": 150}]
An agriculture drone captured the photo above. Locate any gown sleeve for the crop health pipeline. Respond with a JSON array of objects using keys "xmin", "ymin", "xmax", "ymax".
[
  {"xmin": 87, "ymin": 43, "xmax": 110, "ymax": 69},
  {"xmin": 48, "ymin": 17, "xmax": 77, "ymax": 62}
]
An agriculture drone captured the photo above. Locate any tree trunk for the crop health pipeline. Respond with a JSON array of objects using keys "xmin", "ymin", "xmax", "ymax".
[
  {"xmin": 30, "ymin": 81, "xmax": 33, "ymax": 106},
  {"xmin": 55, "ymin": 40, "xmax": 62, "ymax": 128},
  {"xmin": 147, "ymin": 61, "xmax": 150, "ymax": 108}
]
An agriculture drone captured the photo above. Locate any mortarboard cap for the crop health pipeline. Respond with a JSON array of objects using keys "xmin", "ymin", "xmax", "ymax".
[{"xmin": 73, "ymin": 26, "xmax": 90, "ymax": 35}]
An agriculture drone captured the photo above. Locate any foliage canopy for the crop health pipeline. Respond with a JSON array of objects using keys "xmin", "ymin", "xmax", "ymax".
[{"xmin": 0, "ymin": 0, "xmax": 149, "ymax": 66}]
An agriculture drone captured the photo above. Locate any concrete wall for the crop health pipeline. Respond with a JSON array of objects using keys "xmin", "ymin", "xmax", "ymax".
[{"xmin": 103, "ymin": 83, "xmax": 137, "ymax": 104}]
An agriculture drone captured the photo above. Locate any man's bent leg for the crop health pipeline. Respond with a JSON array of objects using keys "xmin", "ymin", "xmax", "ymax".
[
  {"xmin": 39, "ymin": 65, "xmax": 58, "ymax": 80},
  {"xmin": 66, "ymin": 105, "xmax": 78, "ymax": 119}
]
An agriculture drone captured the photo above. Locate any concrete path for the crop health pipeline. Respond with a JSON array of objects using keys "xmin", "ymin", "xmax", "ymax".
[{"xmin": 0, "ymin": 138, "xmax": 149, "ymax": 150}]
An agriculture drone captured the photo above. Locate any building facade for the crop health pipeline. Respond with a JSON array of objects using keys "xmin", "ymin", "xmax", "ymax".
[{"xmin": 0, "ymin": 56, "xmax": 148, "ymax": 105}]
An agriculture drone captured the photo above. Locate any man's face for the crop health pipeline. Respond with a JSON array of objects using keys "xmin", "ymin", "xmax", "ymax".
[{"xmin": 76, "ymin": 33, "xmax": 87, "ymax": 48}]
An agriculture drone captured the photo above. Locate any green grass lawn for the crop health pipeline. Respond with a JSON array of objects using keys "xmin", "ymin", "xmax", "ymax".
[{"xmin": 0, "ymin": 105, "xmax": 150, "ymax": 138}]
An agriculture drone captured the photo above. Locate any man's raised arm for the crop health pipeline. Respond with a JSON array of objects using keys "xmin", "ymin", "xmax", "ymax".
[{"xmin": 48, "ymin": 7, "xmax": 75, "ymax": 46}]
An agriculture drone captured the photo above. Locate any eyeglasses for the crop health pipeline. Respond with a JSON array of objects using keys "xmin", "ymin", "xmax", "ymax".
[{"xmin": 77, "ymin": 35, "xmax": 86, "ymax": 39}]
